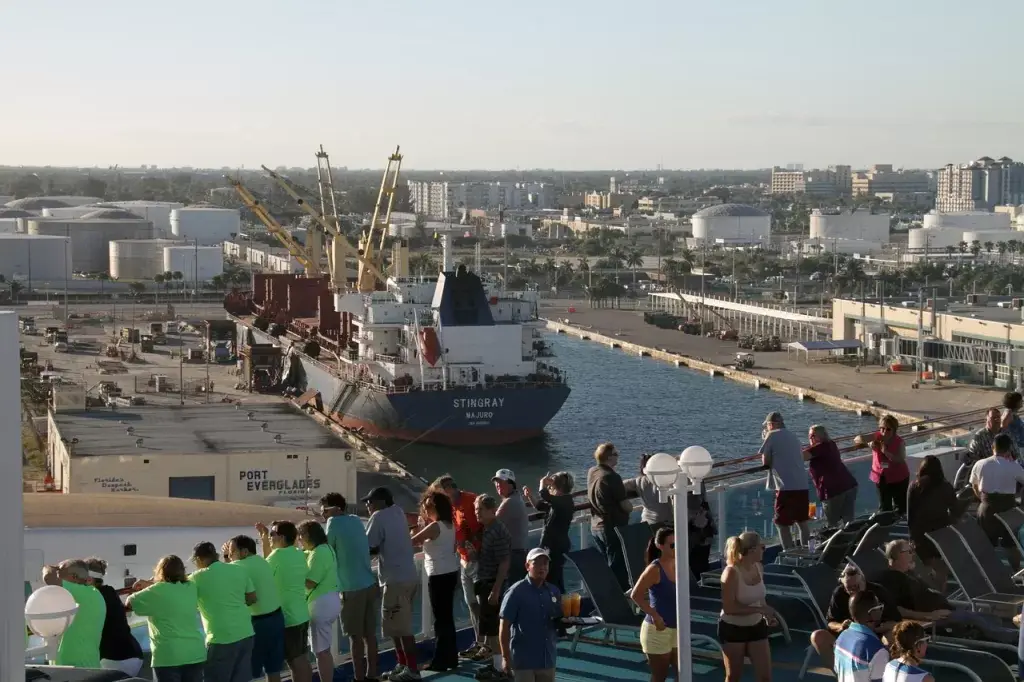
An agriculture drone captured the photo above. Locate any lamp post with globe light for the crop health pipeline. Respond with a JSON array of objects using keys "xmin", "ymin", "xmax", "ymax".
[
  {"xmin": 642, "ymin": 446, "xmax": 715, "ymax": 682},
  {"xmin": 24, "ymin": 584, "xmax": 78, "ymax": 664}
]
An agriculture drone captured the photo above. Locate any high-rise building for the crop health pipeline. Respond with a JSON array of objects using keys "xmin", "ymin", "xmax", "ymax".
[
  {"xmin": 770, "ymin": 168, "xmax": 806, "ymax": 194},
  {"xmin": 935, "ymin": 156, "xmax": 1024, "ymax": 212},
  {"xmin": 408, "ymin": 180, "xmax": 556, "ymax": 219}
]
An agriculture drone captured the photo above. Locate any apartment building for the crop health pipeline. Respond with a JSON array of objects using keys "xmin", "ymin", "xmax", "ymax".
[
  {"xmin": 770, "ymin": 168, "xmax": 806, "ymax": 194},
  {"xmin": 935, "ymin": 156, "xmax": 1024, "ymax": 212},
  {"xmin": 851, "ymin": 165, "xmax": 931, "ymax": 196},
  {"xmin": 408, "ymin": 180, "xmax": 556, "ymax": 219}
]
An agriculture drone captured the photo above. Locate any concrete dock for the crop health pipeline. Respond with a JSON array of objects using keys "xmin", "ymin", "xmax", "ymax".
[{"xmin": 542, "ymin": 301, "xmax": 1000, "ymax": 423}]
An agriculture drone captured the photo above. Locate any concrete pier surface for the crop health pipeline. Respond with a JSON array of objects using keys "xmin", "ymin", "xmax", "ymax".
[{"xmin": 541, "ymin": 301, "xmax": 998, "ymax": 420}]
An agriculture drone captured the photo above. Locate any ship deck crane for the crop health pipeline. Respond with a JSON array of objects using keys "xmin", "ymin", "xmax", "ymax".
[
  {"xmin": 359, "ymin": 146, "xmax": 403, "ymax": 293},
  {"xmin": 261, "ymin": 159, "xmax": 388, "ymax": 292},
  {"xmin": 226, "ymin": 177, "xmax": 319, "ymax": 275}
]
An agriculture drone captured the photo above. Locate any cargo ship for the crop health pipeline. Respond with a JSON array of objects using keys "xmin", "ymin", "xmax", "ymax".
[{"xmin": 224, "ymin": 247, "xmax": 569, "ymax": 446}]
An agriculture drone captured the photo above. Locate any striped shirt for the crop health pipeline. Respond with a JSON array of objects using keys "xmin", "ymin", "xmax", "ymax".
[
  {"xmin": 883, "ymin": 659, "xmax": 929, "ymax": 682},
  {"xmin": 835, "ymin": 623, "xmax": 888, "ymax": 682}
]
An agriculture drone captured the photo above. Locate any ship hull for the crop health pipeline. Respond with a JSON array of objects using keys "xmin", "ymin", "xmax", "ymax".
[{"xmin": 333, "ymin": 384, "xmax": 571, "ymax": 446}]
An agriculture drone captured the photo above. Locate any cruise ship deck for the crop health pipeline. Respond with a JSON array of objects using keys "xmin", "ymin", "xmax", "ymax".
[{"xmin": 25, "ymin": 408, "xmax": 1005, "ymax": 682}]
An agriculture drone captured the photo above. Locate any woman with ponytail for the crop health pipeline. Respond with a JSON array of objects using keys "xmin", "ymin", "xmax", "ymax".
[
  {"xmin": 883, "ymin": 621, "xmax": 933, "ymax": 682},
  {"xmin": 629, "ymin": 527, "xmax": 678, "ymax": 682},
  {"xmin": 718, "ymin": 531, "xmax": 775, "ymax": 682}
]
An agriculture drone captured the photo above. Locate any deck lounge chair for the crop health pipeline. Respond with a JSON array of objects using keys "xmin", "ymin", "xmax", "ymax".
[
  {"xmin": 851, "ymin": 523, "xmax": 891, "ymax": 556},
  {"xmin": 995, "ymin": 507, "xmax": 1024, "ymax": 565},
  {"xmin": 791, "ymin": 563, "xmax": 843, "ymax": 680},
  {"xmin": 951, "ymin": 518, "xmax": 1024, "ymax": 595},
  {"xmin": 614, "ymin": 522, "xmax": 653, "ymax": 587},
  {"xmin": 926, "ymin": 526, "xmax": 1024, "ymax": 614},
  {"xmin": 847, "ymin": 548, "xmax": 887, "ymax": 581}
]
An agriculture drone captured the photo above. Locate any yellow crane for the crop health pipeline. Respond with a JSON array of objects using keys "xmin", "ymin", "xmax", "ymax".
[
  {"xmin": 226, "ymin": 177, "xmax": 319, "ymax": 276},
  {"xmin": 260, "ymin": 159, "xmax": 388, "ymax": 292},
  {"xmin": 359, "ymin": 146, "xmax": 403, "ymax": 292}
]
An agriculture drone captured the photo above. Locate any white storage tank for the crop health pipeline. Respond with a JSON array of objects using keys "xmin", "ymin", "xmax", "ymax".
[
  {"xmin": 0, "ymin": 209, "xmax": 33, "ymax": 234},
  {"xmin": 42, "ymin": 205, "xmax": 105, "ymax": 219},
  {"xmin": 170, "ymin": 207, "xmax": 241, "ymax": 245},
  {"xmin": 107, "ymin": 201, "xmax": 183, "ymax": 235},
  {"xmin": 961, "ymin": 230, "xmax": 1019, "ymax": 246},
  {"xmin": 0, "ymin": 235, "xmax": 72, "ymax": 281},
  {"xmin": 27, "ymin": 211, "xmax": 154, "ymax": 273},
  {"xmin": 691, "ymin": 203, "xmax": 770, "ymax": 243},
  {"xmin": 163, "ymin": 245, "xmax": 224, "ymax": 282},
  {"xmin": 908, "ymin": 227, "xmax": 963, "ymax": 250},
  {"xmin": 922, "ymin": 211, "xmax": 1011, "ymax": 231},
  {"xmin": 810, "ymin": 211, "xmax": 890, "ymax": 243},
  {"xmin": 109, "ymin": 239, "xmax": 182, "ymax": 279}
]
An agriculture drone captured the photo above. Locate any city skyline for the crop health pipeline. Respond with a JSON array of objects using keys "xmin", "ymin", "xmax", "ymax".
[{"xmin": 4, "ymin": 0, "xmax": 1024, "ymax": 170}]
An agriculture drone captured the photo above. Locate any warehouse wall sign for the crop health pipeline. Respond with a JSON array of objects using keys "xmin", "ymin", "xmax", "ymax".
[{"xmin": 239, "ymin": 469, "xmax": 321, "ymax": 495}]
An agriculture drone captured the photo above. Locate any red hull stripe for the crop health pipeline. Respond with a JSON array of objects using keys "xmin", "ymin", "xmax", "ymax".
[{"xmin": 334, "ymin": 415, "xmax": 543, "ymax": 446}]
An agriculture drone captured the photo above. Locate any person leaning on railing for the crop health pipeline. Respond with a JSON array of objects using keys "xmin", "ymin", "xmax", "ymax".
[
  {"xmin": 804, "ymin": 425, "xmax": 858, "ymax": 527},
  {"xmin": 126, "ymin": 555, "xmax": 207, "ymax": 682},
  {"xmin": 628, "ymin": 453, "xmax": 673, "ymax": 528},
  {"xmin": 522, "ymin": 471, "xmax": 575, "ymax": 593},
  {"xmin": 854, "ymin": 414, "xmax": 909, "ymax": 517},
  {"xmin": 958, "ymin": 407, "xmax": 1009, "ymax": 490},
  {"xmin": 298, "ymin": 520, "xmax": 342, "ymax": 682},
  {"xmin": 84, "ymin": 556, "xmax": 144, "ymax": 676},
  {"xmin": 44, "ymin": 559, "xmax": 106, "ymax": 670}
]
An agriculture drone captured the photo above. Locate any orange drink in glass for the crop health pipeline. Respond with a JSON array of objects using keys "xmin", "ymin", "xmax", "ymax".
[
  {"xmin": 561, "ymin": 595, "xmax": 573, "ymax": 618},
  {"xmin": 570, "ymin": 593, "xmax": 581, "ymax": 617}
]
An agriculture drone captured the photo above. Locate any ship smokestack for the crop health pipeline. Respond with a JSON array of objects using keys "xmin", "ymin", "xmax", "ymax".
[{"xmin": 441, "ymin": 233, "xmax": 453, "ymax": 272}]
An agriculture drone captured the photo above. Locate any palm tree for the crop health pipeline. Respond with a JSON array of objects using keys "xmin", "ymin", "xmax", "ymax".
[
  {"xmin": 211, "ymin": 275, "xmax": 225, "ymax": 292},
  {"xmin": 609, "ymin": 247, "xmax": 626, "ymax": 284},
  {"xmin": 153, "ymin": 274, "xmax": 164, "ymax": 304},
  {"xmin": 970, "ymin": 240, "xmax": 982, "ymax": 259},
  {"xmin": 998, "ymin": 241, "xmax": 1008, "ymax": 262},
  {"xmin": 173, "ymin": 271, "xmax": 184, "ymax": 297},
  {"xmin": 1009, "ymin": 240, "xmax": 1020, "ymax": 265},
  {"xmin": 98, "ymin": 272, "xmax": 109, "ymax": 298},
  {"xmin": 543, "ymin": 258, "xmax": 558, "ymax": 288},
  {"xmin": 945, "ymin": 245, "xmax": 956, "ymax": 258},
  {"xmin": 9, "ymin": 281, "xmax": 22, "ymax": 304},
  {"xmin": 984, "ymin": 241, "xmax": 995, "ymax": 259},
  {"xmin": 958, "ymin": 241, "xmax": 968, "ymax": 263},
  {"xmin": 626, "ymin": 250, "xmax": 644, "ymax": 286}
]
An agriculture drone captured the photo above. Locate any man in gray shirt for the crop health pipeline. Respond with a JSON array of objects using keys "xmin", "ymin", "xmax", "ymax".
[
  {"xmin": 759, "ymin": 412, "xmax": 810, "ymax": 549},
  {"xmin": 364, "ymin": 487, "xmax": 420, "ymax": 681},
  {"xmin": 493, "ymin": 468, "xmax": 529, "ymax": 586}
]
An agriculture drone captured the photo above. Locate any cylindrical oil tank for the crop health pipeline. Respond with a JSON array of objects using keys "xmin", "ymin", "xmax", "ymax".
[
  {"xmin": 908, "ymin": 227, "xmax": 962, "ymax": 250},
  {"xmin": 810, "ymin": 211, "xmax": 890, "ymax": 242},
  {"xmin": 109, "ymin": 239, "xmax": 183, "ymax": 279},
  {"xmin": 961, "ymin": 229, "xmax": 1019, "ymax": 245},
  {"xmin": 0, "ymin": 235, "xmax": 72, "ymax": 281},
  {"xmin": 163, "ymin": 245, "xmax": 224, "ymax": 282},
  {"xmin": 27, "ymin": 217, "xmax": 154, "ymax": 273},
  {"xmin": 42, "ymin": 206, "xmax": 104, "ymax": 219},
  {"xmin": 691, "ymin": 203, "xmax": 771, "ymax": 243},
  {"xmin": 106, "ymin": 201, "xmax": 183, "ymax": 236},
  {"xmin": 170, "ymin": 207, "xmax": 241, "ymax": 245},
  {"xmin": 0, "ymin": 219, "xmax": 18, "ymax": 234},
  {"xmin": 922, "ymin": 211, "xmax": 1011, "ymax": 232}
]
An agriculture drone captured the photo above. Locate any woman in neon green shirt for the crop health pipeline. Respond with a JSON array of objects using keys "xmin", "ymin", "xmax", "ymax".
[
  {"xmin": 127, "ymin": 555, "xmax": 206, "ymax": 682},
  {"xmin": 298, "ymin": 520, "xmax": 340, "ymax": 682}
]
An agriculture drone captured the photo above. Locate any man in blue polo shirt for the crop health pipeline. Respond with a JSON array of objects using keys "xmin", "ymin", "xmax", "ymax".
[
  {"xmin": 835, "ymin": 590, "xmax": 889, "ymax": 682},
  {"xmin": 498, "ymin": 547, "xmax": 561, "ymax": 682}
]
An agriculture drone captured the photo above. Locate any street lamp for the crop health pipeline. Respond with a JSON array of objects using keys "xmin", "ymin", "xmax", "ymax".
[
  {"xmin": 25, "ymin": 585, "xmax": 78, "ymax": 663},
  {"xmin": 643, "ymin": 446, "xmax": 715, "ymax": 682}
]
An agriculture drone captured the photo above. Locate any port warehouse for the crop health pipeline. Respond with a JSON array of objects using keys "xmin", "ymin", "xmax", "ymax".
[
  {"xmin": 649, "ymin": 290, "xmax": 1024, "ymax": 386},
  {"xmin": 45, "ymin": 401, "xmax": 357, "ymax": 505}
]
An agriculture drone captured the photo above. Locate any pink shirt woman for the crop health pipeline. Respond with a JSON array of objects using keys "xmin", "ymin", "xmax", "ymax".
[{"xmin": 857, "ymin": 415, "xmax": 909, "ymax": 516}]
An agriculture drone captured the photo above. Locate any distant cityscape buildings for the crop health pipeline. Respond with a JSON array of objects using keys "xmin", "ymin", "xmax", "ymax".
[
  {"xmin": 935, "ymin": 156, "xmax": 1024, "ymax": 212},
  {"xmin": 407, "ymin": 180, "xmax": 556, "ymax": 219},
  {"xmin": 770, "ymin": 165, "xmax": 852, "ymax": 196}
]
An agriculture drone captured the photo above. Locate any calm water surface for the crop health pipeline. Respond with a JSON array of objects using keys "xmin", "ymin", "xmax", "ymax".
[{"xmin": 384, "ymin": 333, "xmax": 877, "ymax": 494}]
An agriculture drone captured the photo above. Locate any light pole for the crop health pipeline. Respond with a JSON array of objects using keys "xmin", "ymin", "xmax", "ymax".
[{"xmin": 642, "ymin": 446, "xmax": 715, "ymax": 682}]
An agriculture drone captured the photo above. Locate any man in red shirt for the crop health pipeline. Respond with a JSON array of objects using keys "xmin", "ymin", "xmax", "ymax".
[{"xmin": 434, "ymin": 475, "xmax": 485, "ymax": 659}]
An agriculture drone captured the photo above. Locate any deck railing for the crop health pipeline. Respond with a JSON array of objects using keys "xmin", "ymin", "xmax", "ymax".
[{"xmin": 25, "ymin": 409, "xmax": 987, "ymax": 665}]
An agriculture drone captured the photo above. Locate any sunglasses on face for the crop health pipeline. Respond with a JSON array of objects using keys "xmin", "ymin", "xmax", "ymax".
[
  {"xmin": 868, "ymin": 604, "xmax": 884, "ymax": 614},
  {"xmin": 915, "ymin": 636, "xmax": 931, "ymax": 646}
]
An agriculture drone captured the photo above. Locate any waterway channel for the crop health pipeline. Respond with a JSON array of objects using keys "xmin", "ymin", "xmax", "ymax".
[{"xmin": 384, "ymin": 333, "xmax": 880, "ymax": 520}]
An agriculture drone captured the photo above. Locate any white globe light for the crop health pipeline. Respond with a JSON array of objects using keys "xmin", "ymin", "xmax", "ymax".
[
  {"xmin": 25, "ymin": 585, "xmax": 78, "ymax": 637},
  {"xmin": 679, "ymin": 445, "xmax": 714, "ymax": 483},
  {"xmin": 643, "ymin": 452, "xmax": 681, "ymax": 490}
]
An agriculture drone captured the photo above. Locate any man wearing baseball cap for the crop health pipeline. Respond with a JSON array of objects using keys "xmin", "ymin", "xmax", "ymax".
[
  {"xmin": 493, "ymin": 469, "xmax": 529, "ymax": 586},
  {"xmin": 498, "ymin": 547, "xmax": 562, "ymax": 682},
  {"xmin": 759, "ymin": 412, "xmax": 811, "ymax": 550}
]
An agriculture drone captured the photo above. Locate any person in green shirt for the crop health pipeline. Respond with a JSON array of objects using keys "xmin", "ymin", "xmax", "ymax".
[
  {"xmin": 257, "ymin": 520, "xmax": 314, "ymax": 682},
  {"xmin": 298, "ymin": 519, "xmax": 341, "ymax": 682},
  {"xmin": 227, "ymin": 534, "xmax": 286, "ymax": 682},
  {"xmin": 189, "ymin": 540, "xmax": 257, "ymax": 682},
  {"xmin": 45, "ymin": 559, "xmax": 106, "ymax": 669},
  {"xmin": 126, "ymin": 555, "xmax": 206, "ymax": 682}
]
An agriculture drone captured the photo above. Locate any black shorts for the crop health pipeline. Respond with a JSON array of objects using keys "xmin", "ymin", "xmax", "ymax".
[
  {"xmin": 717, "ymin": 619, "xmax": 769, "ymax": 644},
  {"xmin": 474, "ymin": 580, "xmax": 500, "ymax": 637},
  {"xmin": 283, "ymin": 622, "xmax": 310, "ymax": 662}
]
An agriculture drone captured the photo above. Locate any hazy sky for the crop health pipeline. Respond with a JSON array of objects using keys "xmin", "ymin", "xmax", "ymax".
[{"xmin": 3, "ymin": 0, "xmax": 1023, "ymax": 170}]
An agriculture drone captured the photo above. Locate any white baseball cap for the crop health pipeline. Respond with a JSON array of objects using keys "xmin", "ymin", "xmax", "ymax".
[
  {"xmin": 526, "ymin": 547, "xmax": 550, "ymax": 562},
  {"xmin": 493, "ymin": 469, "xmax": 516, "ymax": 483}
]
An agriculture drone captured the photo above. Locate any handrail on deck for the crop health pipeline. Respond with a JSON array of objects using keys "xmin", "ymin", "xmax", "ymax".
[{"xmin": 541, "ymin": 408, "xmax": 987, "ymax": 521}]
